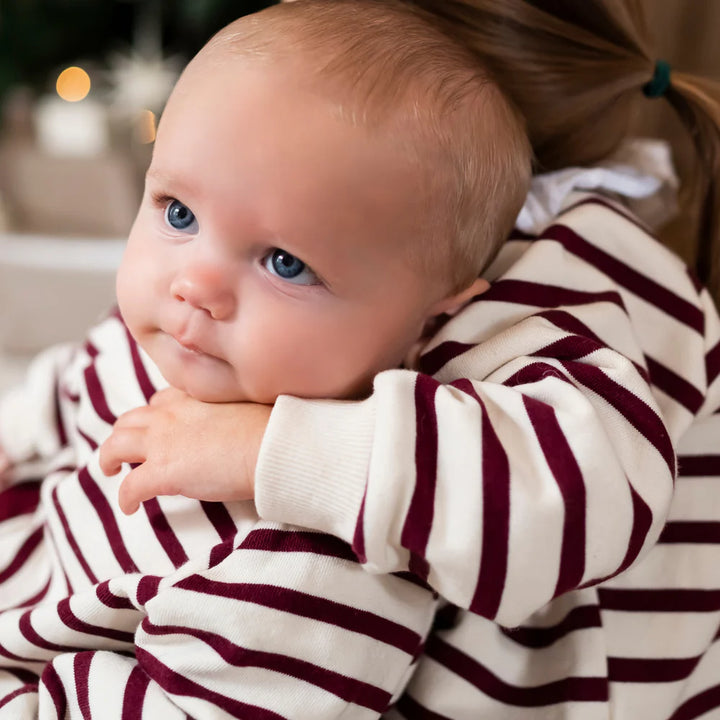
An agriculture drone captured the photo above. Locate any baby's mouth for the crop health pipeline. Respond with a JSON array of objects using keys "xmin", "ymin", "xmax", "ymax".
[
  {"xmin": 168, "ymin": 329, "xmax": 217, "ymax": 360},
  {"xmin": 175, "ymin": 337, "xmax": 205, "ymax": 355}
]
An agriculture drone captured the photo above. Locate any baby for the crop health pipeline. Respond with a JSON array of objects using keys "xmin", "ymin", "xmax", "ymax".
[{"xmin": 0, "ymin": 1, "xmax": 532, "ymax": 716}]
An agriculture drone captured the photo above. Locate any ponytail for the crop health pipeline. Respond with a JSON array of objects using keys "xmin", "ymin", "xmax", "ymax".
[
  {"xmin": 411, "ymin": 0, "xmax": 720, "ymax": 304},
  {"xmin": 665, "ymin": 73, "xmax": 720, "ymax": 299}
]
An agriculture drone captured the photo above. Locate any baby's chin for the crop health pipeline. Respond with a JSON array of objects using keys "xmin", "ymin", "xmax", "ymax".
[{"xmin": 154, "ymin": 355, "xmax": 376, "ymax": 405}]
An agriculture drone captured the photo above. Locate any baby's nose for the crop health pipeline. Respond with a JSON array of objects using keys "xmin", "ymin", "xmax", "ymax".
[{"xmin": 170, "ymin": 265, "xmax": 236, "ymax": 320}]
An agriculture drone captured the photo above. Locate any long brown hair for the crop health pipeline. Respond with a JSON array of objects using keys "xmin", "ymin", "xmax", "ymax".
[{"xmin": 412, "ymin": 0, "xmax": 720, "ymax": 304}]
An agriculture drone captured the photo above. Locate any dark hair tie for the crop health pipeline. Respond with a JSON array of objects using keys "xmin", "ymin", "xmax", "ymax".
[{"xmin": 643, "ymin": 59, "xmax": 671, "ymax": 99}]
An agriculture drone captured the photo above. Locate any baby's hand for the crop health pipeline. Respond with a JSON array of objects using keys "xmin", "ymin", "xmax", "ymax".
[{"xmin": 99, "ymin": 387, "xmax": 272, "ymax": 514}]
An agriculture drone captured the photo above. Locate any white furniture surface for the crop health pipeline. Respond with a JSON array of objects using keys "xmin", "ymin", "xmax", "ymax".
[{"xmin": 0, "ymin": 232, "xmax": 125, "ymax": 392}]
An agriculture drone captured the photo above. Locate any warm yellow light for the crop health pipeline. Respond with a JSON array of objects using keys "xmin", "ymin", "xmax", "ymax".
[
  {"xmin": 135, "ymin": 109, "xmax": 157, "ymax": 144},
  {"xmin": 56, "ymin": 66, "xmax": 91, "ymax": 102}
]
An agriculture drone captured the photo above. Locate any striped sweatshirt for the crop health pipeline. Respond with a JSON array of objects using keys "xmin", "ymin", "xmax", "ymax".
[
  {"xmin": 0, "ymin": 193, "xmax": 717, "ymax": 718},
  {"xmin": 255, "ymin": 193, "xmax": 720, "ymax": 718}
]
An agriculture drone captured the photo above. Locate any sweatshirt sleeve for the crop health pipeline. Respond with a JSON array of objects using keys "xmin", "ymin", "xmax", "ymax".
[
  {"xmin": 255, "ymin": 200, "xmax": 696, "ymax": 626},
  {"xmin": 0, "ymin": 342, "xmax": 76, "ymax": 482}
]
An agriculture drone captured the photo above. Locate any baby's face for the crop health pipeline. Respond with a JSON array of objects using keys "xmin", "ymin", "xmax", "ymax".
[{"xmin": 117, "ymin": 55, "xmax": 457, "ymax": 403}]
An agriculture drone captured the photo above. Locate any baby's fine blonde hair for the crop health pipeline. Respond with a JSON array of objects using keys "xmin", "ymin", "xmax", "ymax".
[{"xmin": 202, "ymin": 0, "xmax": 532, "ymax": 292}]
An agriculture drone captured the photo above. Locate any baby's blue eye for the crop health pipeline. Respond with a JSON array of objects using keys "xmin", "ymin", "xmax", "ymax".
[
  {"xmin": 264, "ymin": 249, "xmax": 320, "ymax": 286},
  {"xmin": 165, "ymin": 199, "xmax": 198, "ymax": 233}
]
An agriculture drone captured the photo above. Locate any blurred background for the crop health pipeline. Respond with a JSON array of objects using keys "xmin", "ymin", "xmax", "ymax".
[
  {"xmin": 0, "ymin": 0, "xmax": 275, "ymax": 390},
  {"xmin": 0, "ymin": 0, "xmax": 718, "ymax": 392}
]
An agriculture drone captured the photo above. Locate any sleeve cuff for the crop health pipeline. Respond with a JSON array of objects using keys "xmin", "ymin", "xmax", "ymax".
[{"xmin": 255, "ymin": 394, "xmax": 376, "ymax": 544}]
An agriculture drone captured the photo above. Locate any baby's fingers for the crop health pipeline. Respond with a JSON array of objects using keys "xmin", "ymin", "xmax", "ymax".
[
  {"xmin": 99, "ymin": 427, "xmax": 147, "ymax": 476},
  {"xmin": 149, "ymin": 387, "xmax": 186, "ymax": 407},
  {"xmin": 118, "ymin": 463, "xmax": 179, "ymax": 515},
  {"xmin": 112, "ymin": 405, "xmax": 154, "ymax": 429}
]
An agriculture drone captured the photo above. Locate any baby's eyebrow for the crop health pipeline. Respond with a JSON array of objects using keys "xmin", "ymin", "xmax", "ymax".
[
  {"xmin": 145, "ymin": 167, "xmax": 172, "ymax": 185},
  {"xmin": 145, "ymin": 167, "xmax": 195, "ymax": 197}
]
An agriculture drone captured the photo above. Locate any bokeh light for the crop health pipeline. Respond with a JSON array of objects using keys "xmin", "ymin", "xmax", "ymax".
[
  {"xmin": 56, "ymin": 66, "xmax": 91, "ymax": 102},
  {"xmin": 135, "ymin": 109, "xmax": 157, "ymax": 144}
]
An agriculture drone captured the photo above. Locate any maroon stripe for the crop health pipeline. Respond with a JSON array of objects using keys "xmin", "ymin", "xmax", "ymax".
[
  {"xmin": 542, "ymin": 223, "xmax": 704, "ymax": 333},
  {"xmin": 418, "ymin": 341, "xmax": 474, "ymax": 377},
  {"xmin": 401, "ymin": 374, "xmax": 440, "ymax": 582},
  {"xmin": 353, "ymin": 490, "xmax": 368, "ymax": 563},
  {"xmin": 501, "ymin": 605, "xmax": 602, "ymax": 648},
  {"xmin": 504, "ymin": 361, "xmax": 575, "ymax": 389},
  {"xmin": 0, "ymin": 686, "xmax": 36, "ymax": 711},
  {"xmin": 238, "ymin": 527, "xmax": 356, "ymax": 563},
  {"xmin": 16, "ymin": 577, "xmax": 52, "ymax": 610},
  {"xmin": 608, "ymin": 655, "xmax": 701, "ymax": 683},
  {"xmin": 51, "ymin": 484, "xmax": 98, "ymax": 585},
  {"xmin": 96, "ymin": 581, "xmax": 135, "ymax": 611},
  {"xmin": 687, "ymin": 266, "xmax": 705, "ymax": 294},
  {"xmin": 483, "ymin": 279, "xmax": 626, "ymax": 311},
  {"xmin": 143, "ymin": 498, "xmax": 189, "ymax": 568},
  {"xmin": 407, "ymin": 552, "xmax": 430, "ymax": 589},
  {"xmin": 562, "ymin": 361, "xmax": 675, "ymax": 475},
  {"xmin": 209, "ymin": 539, "xmax": 234, "ymax": 568},
  {"xmin": 395, "ymin": 694, "xmax": 453, "ymax": 720},
  {"xmin": 618, "ymin": 484, "xmax": 653, "ymax": 574},
  {"xmin": 452, "ymin": 380, "xmax": 509, "ymax": 619},
  {"xmin": 77, "ymin": 427, "xmax": 98, "ymax": 452},
  {"xmin": 0, "ymin": 640, "xmax": 34, "ymax": 663},
  {"xmin": 124, "ymin": 324, "xmax": 157, "ymax": 403},
  {"xmin": 535, "ymin": 309, "xmax": 649, "ymax": 382},
  {"xmin": 534, "ymin": 310, "xmax": 604, "ymax": 350},
  {"xmin": 646, "ymin": 356, "xmax": 704, "ymax": 414},
  {"xmin": 60, "ymin": 384, "xmax": 80, "ymax": 403},
  {"xmin": 523, "ymin": 394, "xmax": 586, "ymax": 597},
  {"xmin": 39, "ymin": 663, "xmax": 68, "ymax": 720},
  {"xmin": 121, "ymin": 665, "xmax": 150, "ymax": 720},
  {"xmin": 599, "ymin": 588, "xmax": 720, "ymax": 612},
  {"xmin": 83, "ymin": 361, "xmax": 117, "ymax": 426},
  {"xmin": 200, "ymin": 501, "xmax": 239, "ymax": 544},
  {"xmin": 78, "ymin": 467, "xmax": 138, "ymax": 573},
  {"xmin": 678, "ymin": 455, "xmax": 720, "ymax": 477},
  {"xmin": 73, "ymin": 652, "xmax": 92, "ymax": 720},
  {"xmin": 432, "ymin": 603, "xmax": 460, "ymax": 631},
  {"xmin": 135, "ymin": 647, "xmax": 296, "ymax": 719},
  {"xmin": 580, "ymin": 484, "xmax": 653, "ymax": 589},
  {"xmin": 142, "ymin": 621, "xmax": 391, "ymax": 712},
  {"xmin": 425, "ymin": 635, "xmax": 608, "ymax": 705},
  {"xmin": 0, "ymin": 525, "xmax": 43, "ymax": 583},
  {"xmin": 173, "ymin": 577, "xmax": 422, "ymax": 656},
  {"xmin": 533, "ymin": 334, "xmax": 603, "ymax": 363},
  {"xmin": 137, "ymin": 575, "xmax": 162, "ymax": 605},
  {"xmin": 668, "ymin": 683, "xmax": 720, "ymax": 720},
  {"xmin": 84, "ymin": 340, "xmax": 99, "ymax": 359},
  {"xmin": 53, "ymin": 377, "xmax": 69, "ymax": 448},
  {"xmin": 509, "ymin": 228, "xmax": 537, "ymax": 241},
  {"xmin": 659, "ymin": 521, "xmax": 720, "ymax": 544},
  {"xmin": 5, "ymin": 668, "xmax": 38, "ymax": 685},
  {"xmin": 58, "ymin": 597, "xmax": 135, "ymax": 643},
  {"xmin": 707, "ymin": 339, "xmax": 720, "ymax": 385},
  {"xmin": 0, "ymin": 481, "xmax": 41, "ymax": 522},
  {"xmin": 20, "ymin": 611, "xmax": 75, "ymax": 653}
]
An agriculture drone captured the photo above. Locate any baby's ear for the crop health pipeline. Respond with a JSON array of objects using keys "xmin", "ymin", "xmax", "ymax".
[{"xmin": 428, "ymin": 277, "xmax": 490, "ymax": 318}]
